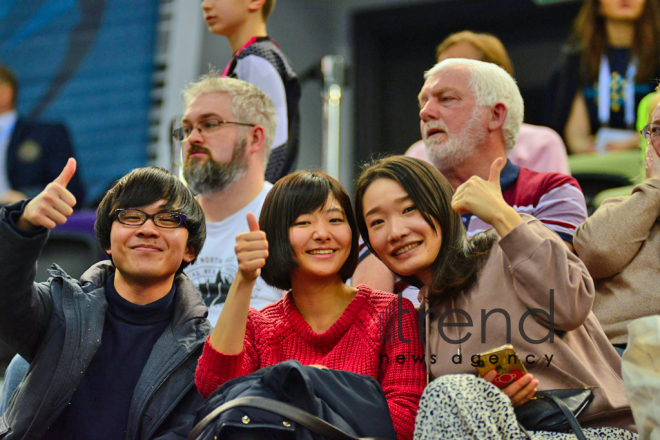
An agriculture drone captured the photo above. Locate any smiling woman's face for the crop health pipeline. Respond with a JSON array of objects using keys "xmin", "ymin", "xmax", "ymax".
[
  {"xmin": 288, "ymin": 195, "xmax": 352, "ymax": 281},
  {"xmin": 361, "ymin": 178, "xmax": 442, "ymax": 286}
]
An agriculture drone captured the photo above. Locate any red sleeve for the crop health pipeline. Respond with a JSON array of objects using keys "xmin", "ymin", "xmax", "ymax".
[
  {"xmin": 195, "ymin": 309, "xmax": 262, "ymax": 399},
  {"xmin": 378, "ymin": 297, "xmax": 426, "ymax": 440}
]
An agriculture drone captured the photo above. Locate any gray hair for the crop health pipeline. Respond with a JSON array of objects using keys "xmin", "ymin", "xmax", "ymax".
[
  {"xmin": 182, "ymin": 73, "xmax": 278, "ymax": 159},
  {"xmin": 425, "ymin": 59, "xmax": 524, "ymax": 151}
]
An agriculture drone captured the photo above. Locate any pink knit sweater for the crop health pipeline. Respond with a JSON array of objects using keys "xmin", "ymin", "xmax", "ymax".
[{"xmin": 195, "ymin": 285, "xmax": 426, "ymax": 440}]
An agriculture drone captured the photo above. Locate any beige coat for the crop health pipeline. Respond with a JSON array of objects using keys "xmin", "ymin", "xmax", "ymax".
[
  {"xmin": 574, "ymin": 178, "xmax": 660, "ymax": 345},
  {"xmin": 424, "ymin": 216, "xmax": 633, "ymax": 430}
]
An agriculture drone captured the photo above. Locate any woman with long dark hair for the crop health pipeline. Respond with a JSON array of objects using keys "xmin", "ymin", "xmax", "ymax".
[
  {"xmin": 355, "ymin": 156, "xmax": 635, "ymax": 438},
  {"xmin": 546, "ymin": 0, "xmax": 660, "ymax": 154}
]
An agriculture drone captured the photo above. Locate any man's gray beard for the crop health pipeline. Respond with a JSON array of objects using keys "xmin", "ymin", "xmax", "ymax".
[
  {"xmin": 183, "ymin": 137, "xmax": 247, "ymax": 195},
  {"xmin": 425, "ymin": 108, "xmax": 486, "ymax": 173}
]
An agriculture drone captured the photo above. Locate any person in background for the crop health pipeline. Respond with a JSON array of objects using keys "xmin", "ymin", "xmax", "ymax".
[
  {"xmin": 573, "ymin": 89, "xmax": 660, "ymax": 353},
  {"xmin": 195, "ymin": 171, "xmax": 426, "ymax": 440},
  {"xmin": 201, "ymin": 0, "xmax": 300, "ymax": 183},
  {"xmin": 406, "ymin": 30, "xmax": 570, "ymax": 175},
  {"xmin": 0, "ymin": 65, "xmax": 85, "ymax": 206},
  {"xmin": 177, "ymin": 74, "xmax": 284, "ymax": 325},
  {"xmin": 0, "ymin": 162, "xmax": 209, "ymax": 439},
  {"xmin": 545, "ymin": 0, "xmax": 660, "ymax": 154}
]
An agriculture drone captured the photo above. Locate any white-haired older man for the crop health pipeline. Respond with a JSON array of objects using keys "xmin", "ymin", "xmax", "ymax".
[{"xmin": 353, "ymin": 59, "xmax": 587, "ymax": 296}]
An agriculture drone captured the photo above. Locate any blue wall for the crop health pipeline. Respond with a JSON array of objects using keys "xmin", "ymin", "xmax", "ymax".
[{"xmin": 0, "ymin": 0, "xmax": 159, "ymax": 204}]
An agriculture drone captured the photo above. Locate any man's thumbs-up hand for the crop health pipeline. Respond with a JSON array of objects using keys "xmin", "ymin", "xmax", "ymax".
[{"xmin": 17, "ymin": 158, "xmax": 78, "ymax": 231}]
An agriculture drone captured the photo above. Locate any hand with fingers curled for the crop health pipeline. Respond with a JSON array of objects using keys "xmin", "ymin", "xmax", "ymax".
[
  {"xmin": 17, "ymin": 158, "xmax": 78, "ymax": 232},
  {"xmin": 483, "ymin": 370, "xmax": 539, "ymax": 407},
  {"xmin": 451, "ymin": 157, "xmax": 523, "ymax": 237},
  {"xmin": 234, "ymin": 212, "xmax": 269, "ymax": 283}
]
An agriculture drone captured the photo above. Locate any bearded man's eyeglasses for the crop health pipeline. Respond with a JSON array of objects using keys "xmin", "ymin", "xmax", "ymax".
[{"xmin": 172, "ymin": 119, "xmax": 255, "ymax": 142}]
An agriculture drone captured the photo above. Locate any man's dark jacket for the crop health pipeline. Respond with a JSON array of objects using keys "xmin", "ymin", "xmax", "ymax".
[
  {"xmin": 0, "ymin": 203, "xmax": 211, "ymax": 439},
  {"xmin": 7, "ymin": 118, "xmax": 86, "ymax": 205}
]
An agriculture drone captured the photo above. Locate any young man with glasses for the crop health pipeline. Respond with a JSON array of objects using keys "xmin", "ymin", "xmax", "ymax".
[
  {"xmin": 574, "ymin": 89, "xmax": 660, "ymax": 352},
  {"xmin": 174, "ymin": 75, "xmax": 283, "ymax": 326},
  {"xmin": 0, "ymin": 159, "xmax": 210, "ymax": 439}
]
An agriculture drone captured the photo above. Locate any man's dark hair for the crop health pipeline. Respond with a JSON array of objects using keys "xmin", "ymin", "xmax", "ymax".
[
  {"xmin": 260, "ymin": 170, "xmax": 359, "ymax": 291},
  {"xmin": 95, "ymin": 167, "xmax": 206, "ymax": 273},
  {"xmin": 0, "ymin": 65, "xmax": 18, "ymax": 107}
]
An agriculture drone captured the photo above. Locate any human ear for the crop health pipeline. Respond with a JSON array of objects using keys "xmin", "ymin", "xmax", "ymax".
[
  {"xmin": 0, "ymin": 84, "xmax": 14, "ymax": 111},
  {"xmin": 183, "ymin": 245, "xmax": 195, "ymax": 263},
  {"xmin": 247, "ymin": 0, "xmax": 266, "ymax": 13},
  {"xmin": 488, "ymin": 102, "xmax": 508, "ymax": 132},
  {"xmin": 248, "ymin": 125, "xmax": 266, "ymax": 154}
]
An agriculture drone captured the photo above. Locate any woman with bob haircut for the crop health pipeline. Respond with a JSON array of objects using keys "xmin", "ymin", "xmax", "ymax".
[
  {"xmin": 355, "ymin": 156, "xmax": 635, "ymax": 438},
  {"xmin": 195, "ymin": 170, "xmax": 426, "ymax": 440}
]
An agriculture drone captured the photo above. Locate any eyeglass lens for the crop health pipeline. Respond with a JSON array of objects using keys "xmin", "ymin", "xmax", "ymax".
[
  {"xmin": 117, "ymin": 209, "xmax": 185, "ymax": 228},
  {"xmin": 644, "ymin": 124, "xmax": 660, "ymax": 141}
]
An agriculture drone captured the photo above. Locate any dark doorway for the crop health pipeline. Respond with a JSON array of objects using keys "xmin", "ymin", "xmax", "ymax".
[{"xmin": 352, "ymin": 0, "xmax": 581, "ymax": 168}]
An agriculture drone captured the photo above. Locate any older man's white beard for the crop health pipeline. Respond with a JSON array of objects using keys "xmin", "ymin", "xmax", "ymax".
[{"xmin": 424, "ymin": 111, "xmax": 486, "ymax": 173}]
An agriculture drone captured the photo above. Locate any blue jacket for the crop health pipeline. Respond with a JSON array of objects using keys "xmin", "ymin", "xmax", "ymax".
[{"xmin": 0, "ymin": 203, "xmax": 211, "ymax": 439}]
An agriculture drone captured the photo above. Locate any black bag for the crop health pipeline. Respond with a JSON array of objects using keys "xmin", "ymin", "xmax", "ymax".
[
  {"xmin": 188, "ymin": 360, "xmax": 397, "ymax": 440},
  {"xmin": 514, "ymin": 388, "xmax": 593, "ymax": 440}
]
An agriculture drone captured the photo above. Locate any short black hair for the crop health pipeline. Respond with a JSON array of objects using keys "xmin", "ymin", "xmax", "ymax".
[
  {"xmin": 260, "ymin": 170, "xmax": 359, "ymax": 291},
  {"xmin": 0, "ymin": 65, "xmax": 18, "ymax": 107},
  {"xmin": 95, "ymin": 167, "xmax": 206, "ymax": 273}
]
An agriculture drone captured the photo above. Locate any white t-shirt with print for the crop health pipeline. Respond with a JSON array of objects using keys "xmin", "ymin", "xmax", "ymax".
[{"xmin": 184, "ymin": 182, "xmax": 284, "ymax": 325}]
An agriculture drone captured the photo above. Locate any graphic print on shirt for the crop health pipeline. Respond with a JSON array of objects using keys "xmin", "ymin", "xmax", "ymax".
[
  {"xmin": 185, "ymin": 255, "xmax": 237, "ymax": 308},
  {"xmin": 185, "ymin": 249, "xmax": 281, "ymax": 324}
]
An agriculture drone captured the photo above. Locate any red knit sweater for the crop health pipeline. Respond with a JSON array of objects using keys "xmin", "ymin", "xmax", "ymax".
[{"xmin": 195, "ymin": 285, "xmax": 426, "ymax": 440}]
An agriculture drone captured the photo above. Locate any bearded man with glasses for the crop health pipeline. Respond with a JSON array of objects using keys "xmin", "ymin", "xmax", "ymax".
[
  {"xmin": 173, "ymin": 75, "xmax": 284, "ymax": 326},
  {"xmin": 0, "ymin": 160, "xmax": 211, "ymax": 439},
  {"xmin": 574, "ymin": 88, "xmax": 660, "ymax": 353}
]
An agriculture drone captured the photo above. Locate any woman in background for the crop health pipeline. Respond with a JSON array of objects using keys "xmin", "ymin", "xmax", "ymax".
[{"xmin": 546, "ymin": 0, "xmax": 660, "ymax": 154}]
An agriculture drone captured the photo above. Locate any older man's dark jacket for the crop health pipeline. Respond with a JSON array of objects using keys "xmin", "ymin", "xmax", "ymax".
[{"xmin": 0, "ymin": 203, "xmax": 211, "ymax": 439}]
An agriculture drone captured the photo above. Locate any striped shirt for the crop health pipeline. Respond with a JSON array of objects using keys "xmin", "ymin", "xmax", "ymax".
[{"xmin": 462, "ymin": 161, "xmax": 587, "ymax": 243}]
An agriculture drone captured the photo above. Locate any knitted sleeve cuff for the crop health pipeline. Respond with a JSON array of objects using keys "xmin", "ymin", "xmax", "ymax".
[{"xmin": 195, "ymin": 337, "xmax": 244, "ymax": 399}]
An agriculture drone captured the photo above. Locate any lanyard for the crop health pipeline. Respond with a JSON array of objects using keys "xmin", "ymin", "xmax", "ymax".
[
  {"xmin": 597, "ymin": 54, "xmax": 638, "ymax": 128},
  {"xmin": 221, "ymin": 36, "xmax": 259, "ymax": 77}
]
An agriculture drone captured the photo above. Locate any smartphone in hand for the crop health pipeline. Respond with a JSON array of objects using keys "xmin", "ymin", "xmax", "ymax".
[{"xmin": 475, "ymin": 344, "xmax": 527, "ymax": 389}]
